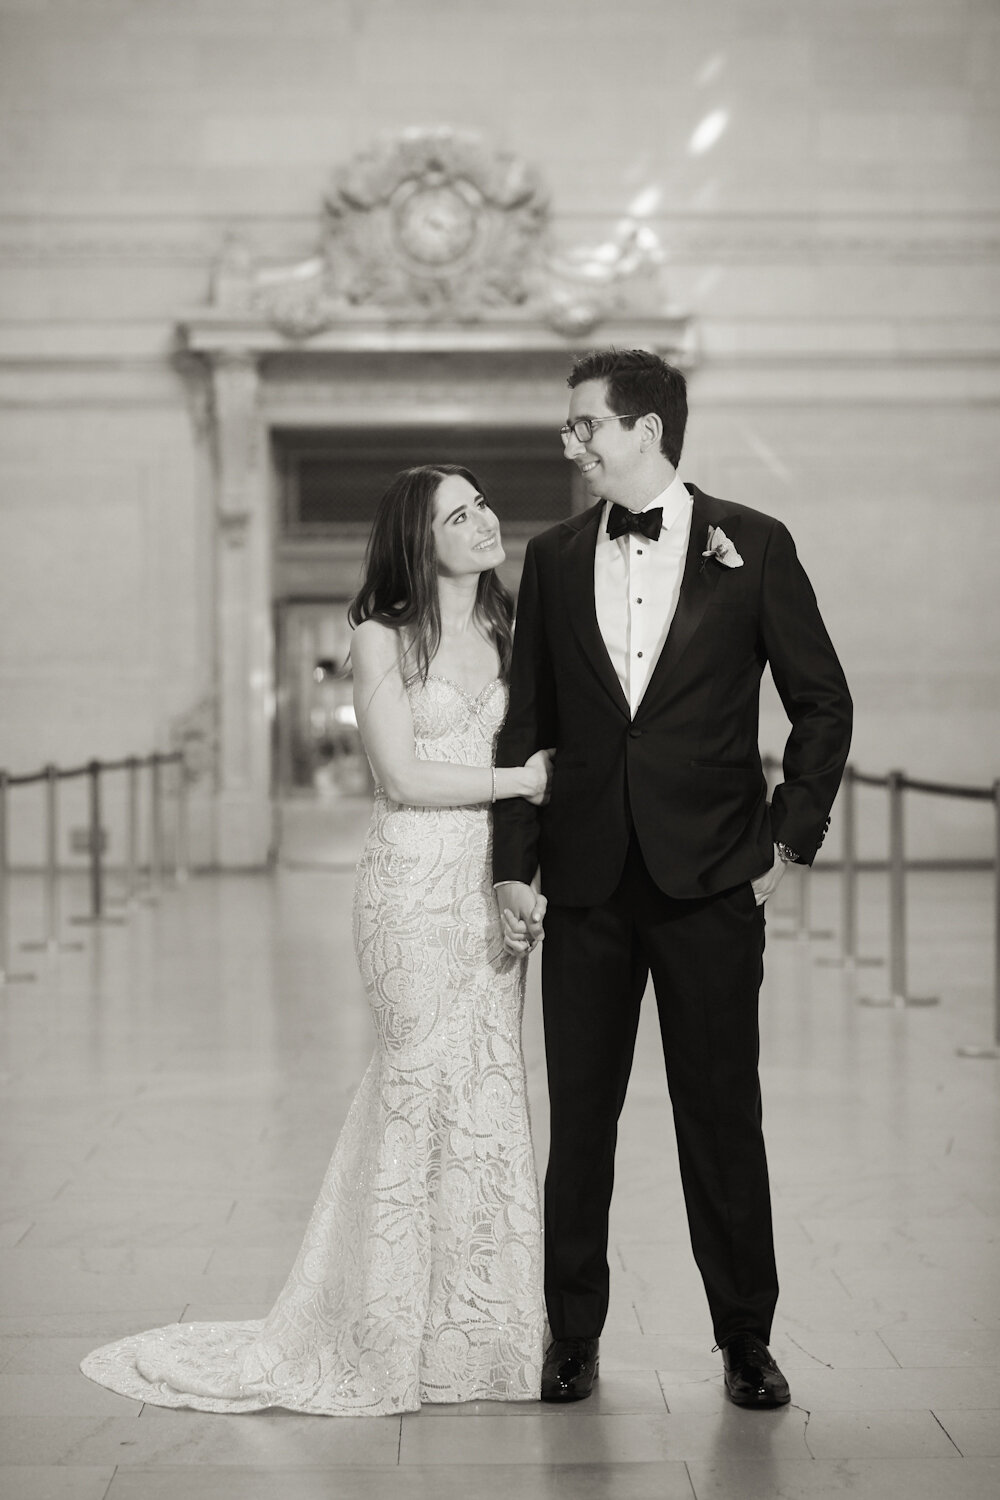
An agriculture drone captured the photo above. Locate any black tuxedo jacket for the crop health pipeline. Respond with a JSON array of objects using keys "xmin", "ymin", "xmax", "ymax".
[{"xmin": 492, "ymin": 484, "xmax": 853, "ymax": 904}]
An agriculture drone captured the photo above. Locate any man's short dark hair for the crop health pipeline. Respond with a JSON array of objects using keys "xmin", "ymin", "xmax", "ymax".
[{"xmin": 568, "ymin": 348, "xmax": 687, "ymax": 469}]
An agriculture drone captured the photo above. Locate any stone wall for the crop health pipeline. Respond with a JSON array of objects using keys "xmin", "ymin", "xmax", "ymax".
[{"xmin": 1, "ymin": 0, "xmax": 998, "ymax": 864}]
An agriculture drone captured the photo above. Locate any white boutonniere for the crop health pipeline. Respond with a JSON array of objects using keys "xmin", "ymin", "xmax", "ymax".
[{"xmin": 701, "ymin": 525, "xmax": 743, "ymax": 571}]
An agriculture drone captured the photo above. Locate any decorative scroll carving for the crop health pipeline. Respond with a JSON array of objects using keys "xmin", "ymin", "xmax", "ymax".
[
  {"xmin": 211, "ymin": 129, "xmax": 666, "ymax": 340},
  {"xmin": 538, "ymin": 222, "xmax": 666, "ymax": 338},
  {"xmin": 172, "ymin": 352, "xmax": 213, "ymax": 443}
]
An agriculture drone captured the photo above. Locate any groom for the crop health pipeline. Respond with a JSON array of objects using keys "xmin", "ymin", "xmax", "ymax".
[{"xmin": 493, "ymin": 348, "xmax": 852, "ymax": 1407}]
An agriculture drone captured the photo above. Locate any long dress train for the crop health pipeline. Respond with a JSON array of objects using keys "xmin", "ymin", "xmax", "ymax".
[{"xmin": 80, "ymin": 674, "xmax": 544, "ymax": 1414}]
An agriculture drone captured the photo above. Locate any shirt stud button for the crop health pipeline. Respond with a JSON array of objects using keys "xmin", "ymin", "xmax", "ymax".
[{"xmin": 637, "ymin": 651, "xmax": 643, "ymax": 658}]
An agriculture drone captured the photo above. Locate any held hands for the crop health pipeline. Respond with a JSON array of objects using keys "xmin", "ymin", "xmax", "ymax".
[
  {"xmin": 522, "ymin": 747, "xmax": 556, "ymax": 806},
  {"xmin": 496, "ymin": 881, "xmax": 547, "ymax": 956},
  {"xmin": 751, "ymin": 846, "xmax": 788, "ymax": 907}
]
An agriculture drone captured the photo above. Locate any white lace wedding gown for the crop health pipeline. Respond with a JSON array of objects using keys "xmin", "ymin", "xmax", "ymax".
[{"xmin": 81, "ymin": 674, "xmax": 545, "ymax": 1415}]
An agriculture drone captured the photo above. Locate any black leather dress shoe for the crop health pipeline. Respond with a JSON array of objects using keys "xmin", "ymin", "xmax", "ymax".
[
  {"xmin": 721, "ymin": 1333, "xmax": 790, "ymax": 1408},
  {"xmin": 540, "ymin": 1337, "xmax": 600, "ymax": 1402}
]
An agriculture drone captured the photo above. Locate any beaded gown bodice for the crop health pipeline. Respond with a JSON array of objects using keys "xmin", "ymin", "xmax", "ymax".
[{"xmin": 81, "ymin": 674, "xmax": 544, "ymax": 1415}]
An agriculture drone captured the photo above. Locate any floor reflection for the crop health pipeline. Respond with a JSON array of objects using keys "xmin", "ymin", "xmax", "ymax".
[{"xmin": 0, "ymin": 868, "xmax": 998, "ymax": 1498}]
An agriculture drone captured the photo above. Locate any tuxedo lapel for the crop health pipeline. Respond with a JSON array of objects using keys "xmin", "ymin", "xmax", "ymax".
[
  {"xmin": 563, "ymin": 503, "xmax": 630, "ymax": 717},
  {"xmin": 638, "ymin": 489, "xmax": 722, "ymax": 710}
]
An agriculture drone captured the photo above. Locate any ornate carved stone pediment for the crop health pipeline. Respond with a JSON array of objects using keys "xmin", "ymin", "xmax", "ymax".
[
  {"xmin": 209, "ymin": 128, "xmax": 673, "ymax": 341},
  {"xmin": 322, "ymin": 128, "xmax": 548, "ymax": 314}
]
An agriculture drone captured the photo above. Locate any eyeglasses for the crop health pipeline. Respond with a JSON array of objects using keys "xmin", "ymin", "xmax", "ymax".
[{"xmin": 559, "ymin": 414, "xmax": 638, "ymax": 445}]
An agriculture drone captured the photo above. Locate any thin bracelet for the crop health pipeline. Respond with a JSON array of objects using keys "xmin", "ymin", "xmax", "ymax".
[{"xmin": 491, "ymin": 767, "xmax": 497, "ymax": 804}]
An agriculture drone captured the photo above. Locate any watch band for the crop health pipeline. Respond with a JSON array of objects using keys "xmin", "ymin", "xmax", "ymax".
[{"xmin": 776, "ymin": 842, "xmax": 801, "ymax": 864}]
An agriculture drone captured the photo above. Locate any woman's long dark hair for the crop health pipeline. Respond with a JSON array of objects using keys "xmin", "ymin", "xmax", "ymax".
[{"xmin": 348, "ymin": 464, "xmax": 514, "ymax": 683}]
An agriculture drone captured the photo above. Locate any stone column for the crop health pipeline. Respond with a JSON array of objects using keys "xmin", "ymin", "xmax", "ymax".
[{"xmin": 208, "ymin": 350, "xmax": 273, "ymax": 867}]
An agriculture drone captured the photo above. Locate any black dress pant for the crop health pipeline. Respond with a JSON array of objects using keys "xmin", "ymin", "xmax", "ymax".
[{"xmin": 541, "ymin": 832, "xmax": 778, "ymax": 1347}]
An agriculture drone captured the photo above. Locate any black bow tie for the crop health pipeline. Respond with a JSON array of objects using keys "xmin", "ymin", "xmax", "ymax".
[{"xmin": 607, "ymin": 503, "xmax": 662, "ymax": 542}]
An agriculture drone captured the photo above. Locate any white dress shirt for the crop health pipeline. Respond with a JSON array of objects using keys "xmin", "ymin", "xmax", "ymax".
[{"xmin": 594, "ymin": 473, "xmax": 693, "ymax": 717}]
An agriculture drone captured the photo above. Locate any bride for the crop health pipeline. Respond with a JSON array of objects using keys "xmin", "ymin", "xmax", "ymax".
[{"xmin": 81, "ymin": 464, "xmax": 550, "ymax": 1415}]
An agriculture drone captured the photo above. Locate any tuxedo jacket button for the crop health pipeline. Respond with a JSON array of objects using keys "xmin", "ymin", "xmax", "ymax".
[{"xmin": 629, "ymin": 728, "xmax": 643, "ymax": 738}]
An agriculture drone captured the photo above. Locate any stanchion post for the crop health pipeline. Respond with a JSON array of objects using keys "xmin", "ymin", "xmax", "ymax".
[
  {"xmin": 107, "ymin": 755, "xmax": 140, "ymax": 911},
  {"xmin": 137, "ymin": 753, "xmax": 159, "ymax": 906},
  {"xmin": 173, "ymin": 755, "xmax": 189, "ymax": 884},
  {"xmin": 893, "ymin": 774, "xmax": 917, "ymax": 996},
  {"xmin": 21, "ymin": 765, "xmax": 83, "ymax": 954},
  {"xmin": 860, "ymin": 769, "xmax": 937, "ymax": 1008},
  {"xmin": 150, "ymin": 753, "xmax": 164, "ymax": 897},
  {"xmin": 957, "ymin": 777, "xmax": 1000, "ymax": 1059},
  {"xmin": 89, "ymin": 760, "xmax": 103, "ymax": 921},
  {"xmin": 818, "ymin": 767, "xmax": 882, "ymax": 970},
  {"xmin": 125, "ymin": 755, "xmax": 140, "ymax": 904},
  {"xmin": 0, "ymin": 770, "xmax": 36, "ymax": 985},
  {"xmin": 85, "ymin": 759, "xmax": 104, "ymax": 921},
  {"xmin": 43, "ymin": 765, "xmax": 60, "ymax": 942},
  {"xmin": 888, "ymin": 770, "xmax": 906, "ymax": 999},
  {"xmin": 842, "ymin": 765, "xmax": 857, "ymax": 961},
  {"xmin": 70, "ymin": 761, "xmax": 126, "ymax": 928}
]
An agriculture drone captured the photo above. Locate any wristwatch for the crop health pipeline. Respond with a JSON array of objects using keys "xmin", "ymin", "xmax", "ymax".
[{"xmin": 776, "ymin": 842, "xmax": 801, "ymax": 865}]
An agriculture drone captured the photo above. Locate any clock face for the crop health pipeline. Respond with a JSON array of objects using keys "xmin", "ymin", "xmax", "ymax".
[{"xmin": 393, "ymin": 185, "xmax": 479, "ymax": 267}]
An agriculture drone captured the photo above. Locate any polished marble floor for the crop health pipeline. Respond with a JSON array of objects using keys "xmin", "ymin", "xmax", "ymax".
[{"xmin": 1, "ymin": 861, "xmax": 998, "ymax": 1500}]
